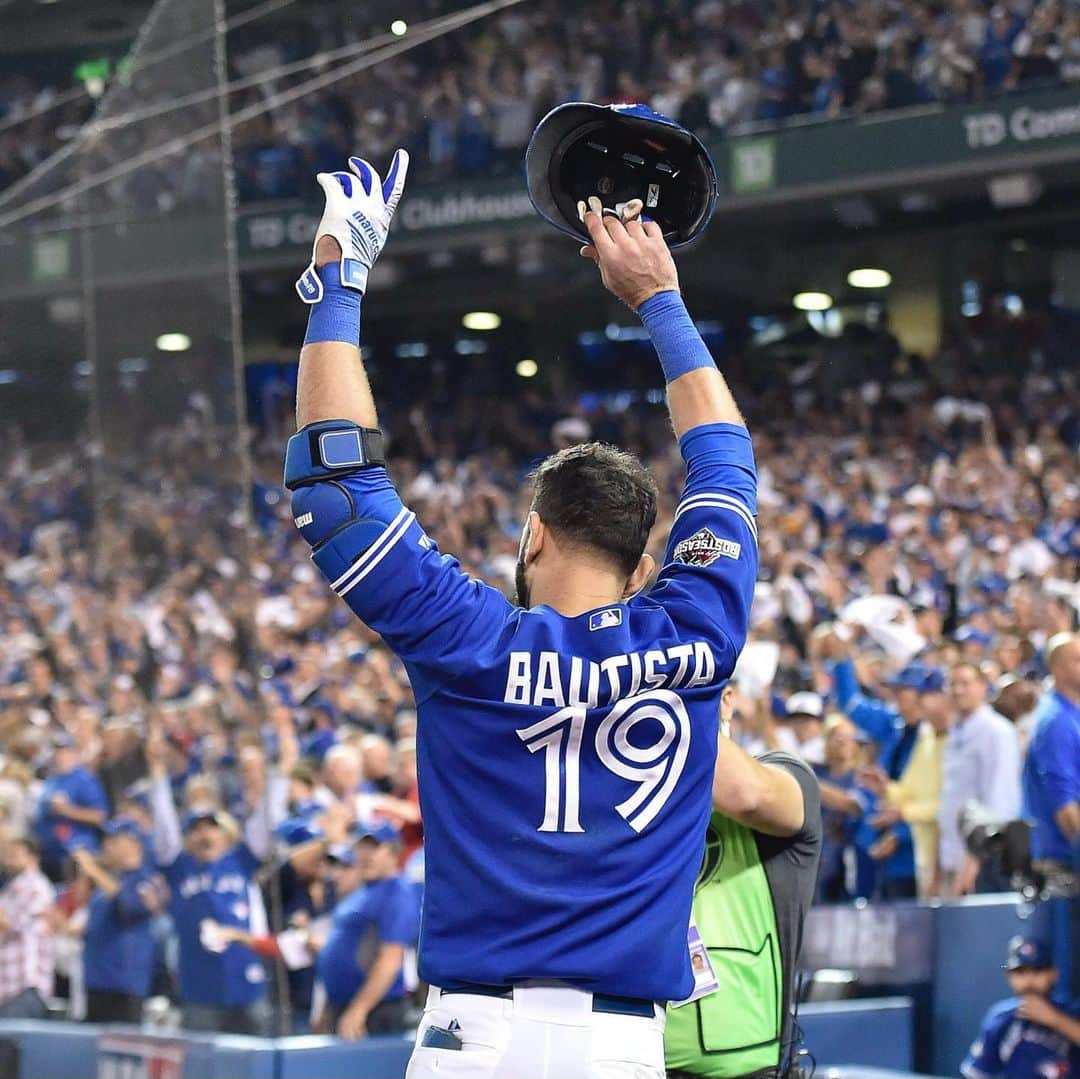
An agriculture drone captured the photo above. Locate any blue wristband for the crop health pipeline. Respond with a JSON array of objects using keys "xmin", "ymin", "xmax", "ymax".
[
  {"xmin": 303, "ymin": 263, "xmax": 361, "ymax": 346},
  {"xmin": 638, "ymin": 290, "xmax": 716, "ymax": 383}
]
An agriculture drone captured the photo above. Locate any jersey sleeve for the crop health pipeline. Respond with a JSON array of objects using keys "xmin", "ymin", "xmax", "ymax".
[
  {"xmin": 233, "ymin": 843, "xmax": 262, "ymax": 879},
  {"xmin": 377, "ymin": 880, "xmax": 420, "ymax": 947},
  {"xmin": 961, "ymin": 1005, "xmax": 1009, "ymax": 1079},
  {"xmin": 1030, "ymin": 714, "xmax": 1080, "ymax": 813},
  {"xmin": 307, "ymin": 468, "xmax": 514, "ymax": 699},
  {"xmin": 649, "ymin": 423, "xmax": 758, "ymax": 663},
  {"xmin": 832, "ymin": 659, "xmax": 899, "ymax": 747}
]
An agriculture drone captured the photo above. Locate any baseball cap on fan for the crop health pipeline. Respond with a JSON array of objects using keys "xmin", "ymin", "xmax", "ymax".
[
  {"xmin": 102, "ymin": 818, "xmax": 144, "ymax": 840},
  {"xmin": 886, "ymin": 664, "xmax": 928, "ymax": 690},
  {"xmin": 785, "ymin": 692, "xmax": 824, "ymax": 720},
  {"xmin": 354, "ymin": 822, "xmax": 402, "ymax": 846},
  {"xmin": 181, "ymin": 805, "xmax": 225, "ymax": 833}
]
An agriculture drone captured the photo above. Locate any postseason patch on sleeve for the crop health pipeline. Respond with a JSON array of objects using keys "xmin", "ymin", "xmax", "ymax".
[{"xmin": 673, "ymin": 527, "xmax": 741, "ymax": 567}]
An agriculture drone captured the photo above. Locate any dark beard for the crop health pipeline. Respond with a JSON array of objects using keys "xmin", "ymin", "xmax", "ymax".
[{"xmin": 514, "ymin": 555, "xmax": 530, "ymax": 608}]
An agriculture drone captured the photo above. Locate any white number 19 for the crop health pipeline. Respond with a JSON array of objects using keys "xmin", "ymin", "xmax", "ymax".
[{"xmin": 515, "ymin": 689, "xmax": 691, "ymax": 835}]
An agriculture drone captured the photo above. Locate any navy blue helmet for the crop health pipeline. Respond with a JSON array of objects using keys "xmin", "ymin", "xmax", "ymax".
[{"xmin": 525, "ymin": 102, "xmax": 719, "ymax": 250}]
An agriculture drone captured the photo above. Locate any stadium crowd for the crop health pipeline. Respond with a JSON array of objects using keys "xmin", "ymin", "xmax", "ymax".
[
  {"xmin": 5, "ymin": 0, "xmax": 1080, "ymax": 200},
  {"xmin": 0, "ymin": 332, "xmax": 1076, "ymax": 1032}
]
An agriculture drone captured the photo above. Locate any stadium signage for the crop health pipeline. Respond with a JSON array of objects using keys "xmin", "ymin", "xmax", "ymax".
[
  {"xmin": 9, "ymin": 86, "xmax": 1080, "ymax": 297},
  {"xmin": 964, "ymin": 101, "xmax": 1080, "ymax": 149},
  {"xmin": 239, "ymin": 183, "xmax": 537, "ymax": 261},
  {"xmin": 97, "ymin": 1032, "xmax": 186, "ymax": 1079},
  {"xmin": 397, "ymin": 189, "xmax": 535, "ymax": 231},
  {"xmin": 244, "ymin": 209, "xmax": 321, "ymax": 252},
  {"xmin": 717, "ymin": 83, "xmax": 1080, "ymax": 207}
]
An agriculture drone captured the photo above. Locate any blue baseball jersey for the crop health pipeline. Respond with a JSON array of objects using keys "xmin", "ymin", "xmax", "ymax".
[
  {"xmin": 83, "ymin": 867, "xmax": 159, "ymax": 997},
  {"xmin": 34, "ymin": 767, "xmax": 107, "ymax": 865},
  {"xmin": 305, "ymin": 422, "xmax": 757, "ymax": 1002},
  {"xmin": 160, "ymin": 844, "xmax": 266, "ymax": 1007},
  {"xmin": 1023, "ymin": 691, "xmax": 1080, "ymax": 863},
  {"xmin": 317, "ymin": 876, "xmax": 419, "ymax": 1007},
  {"xmin": 962, "ymin": 996, "xmax": 1080, "ymax": 1079}
]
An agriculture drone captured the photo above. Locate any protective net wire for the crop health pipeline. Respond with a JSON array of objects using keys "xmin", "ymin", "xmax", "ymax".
[
  {"xmin": 0, "ymin": 0, "xmax": 282, "ymax": 1022},
  {"xmin": 0, "ymin": 0, "xmax": 250, "ymax": 562}
]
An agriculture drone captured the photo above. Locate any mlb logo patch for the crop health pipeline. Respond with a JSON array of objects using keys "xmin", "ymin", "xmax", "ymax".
[
  {"xmin": 673, "ymin": 528, "xmax": 741, "ymax": 567},
  {"xmin": 589, "ymin": 608, "xmax": 623, "ymax": 631}
]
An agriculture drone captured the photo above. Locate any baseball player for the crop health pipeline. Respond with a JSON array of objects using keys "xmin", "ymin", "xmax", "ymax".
[
  {"xmin": 285, "ymin": 150, "xmax": 757, "ymax": 1079},
  {"xmin": 962, "ymin": 936, "xmax": 1080, "ymax": 1079}
]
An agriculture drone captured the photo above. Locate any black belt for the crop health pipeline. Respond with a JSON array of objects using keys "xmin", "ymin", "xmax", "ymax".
[
  {"xmin": 441, "ymin": 983, "xmax": 656, "ymax": 1019},
  {"xmin": 667, "ymin": 1069, "xmax": 779, "ymax": 1079}
]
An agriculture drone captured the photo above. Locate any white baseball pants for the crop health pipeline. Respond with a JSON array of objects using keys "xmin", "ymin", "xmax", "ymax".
[{"xmin": 405, "ymin": 984, "xmax": 666, "ymax": 1079}]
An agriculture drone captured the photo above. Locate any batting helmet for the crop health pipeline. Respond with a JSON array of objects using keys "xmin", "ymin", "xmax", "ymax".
[{"xmin": 525, "ymin": 102, "xmax": 719, "ymax": 250}]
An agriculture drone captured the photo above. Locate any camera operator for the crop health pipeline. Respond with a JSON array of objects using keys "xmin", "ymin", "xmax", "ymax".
[{"xmin": 1023, "ymin": 633, "xmax": 1080, "ymax": 996}]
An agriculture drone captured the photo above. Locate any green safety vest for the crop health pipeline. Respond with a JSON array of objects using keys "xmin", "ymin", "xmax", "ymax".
[{"xmin": 665, "ymin": 810, "xmax": 785, "ymax": 1077}]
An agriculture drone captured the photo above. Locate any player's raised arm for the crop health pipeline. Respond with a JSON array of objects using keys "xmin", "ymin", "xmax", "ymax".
[
  {"xmin": 284, "ymin": 151, "xmax": 512, "ymax": 692},
  {"xmin": 580, "ymin": 202, "xmax": 744, "ymax": 437},
  {"xmin": 293, "ymin": 152, "xmax": 408, "ymax": 429},
  {"xmin": 582, "ymin": 203, "xmax": 757, "ymax": 659}
]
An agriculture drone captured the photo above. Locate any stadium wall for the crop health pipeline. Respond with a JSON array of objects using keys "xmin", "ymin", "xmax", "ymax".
[{"xmin": 0, "ymin": 897, "xmax": 1025, "ymax": 1079}]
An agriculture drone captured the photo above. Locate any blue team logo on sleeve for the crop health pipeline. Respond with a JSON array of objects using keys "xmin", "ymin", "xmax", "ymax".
[{"xmin": 589, "ymin": 608, "xmax": 623, "ymax": 631}]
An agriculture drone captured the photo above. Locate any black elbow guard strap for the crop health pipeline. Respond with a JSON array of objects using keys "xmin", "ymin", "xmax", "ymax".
[{"xmin": 284, "ymin": 420, "xmax": 385, "ymax": 490}]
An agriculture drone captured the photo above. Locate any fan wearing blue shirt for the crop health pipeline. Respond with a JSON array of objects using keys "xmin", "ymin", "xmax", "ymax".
[
  {"xmin": 287, "ymin": 154, "xmax": 757, "ymax": 1078},
  {"xmin": 1023, "ymin": 633, "xmax": 1080, "ymax": 996},
  {"xmin": 147, "ymin": 728, "xmax": 275, "ymax": 1035},
  {"xmin": 75, "ymin": 819, "xmax": 164, "ymax": 1024},
  {"xmin": 833, "ymin": 656, "xmax": 926, "ymax": 899},
  {"xmin": 962, "ymin": 936, "xmax": 1080, "ymax": 1079},
  {"xmin": 813, "ymin": 717, "xmax": 874, "ymax": 902},
  {"xmin": 33, "ymin": 735, "xmax": 108, "ymax": 880},
  {"xmin": 314, "ymin": 824, "xmax": 419, "ymax": 1039}
]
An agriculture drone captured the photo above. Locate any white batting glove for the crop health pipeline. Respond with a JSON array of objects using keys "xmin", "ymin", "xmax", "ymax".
[{"xmin": 296, "ymin": 148, "xmax": 410, "ymax": 303}]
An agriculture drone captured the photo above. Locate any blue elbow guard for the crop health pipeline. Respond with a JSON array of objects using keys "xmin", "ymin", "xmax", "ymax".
[
  {"xmin": 291, "ymin": 481, "xmax": 387, "ymax": 550},
  {"xmin": 283, "ymin": 420, "xmax": 385, "ymax": 490}
]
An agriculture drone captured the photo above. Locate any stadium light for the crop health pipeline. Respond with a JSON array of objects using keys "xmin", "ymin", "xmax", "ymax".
[
  {"xmin": 156, "ymin": 333, "xmax": 191, "ymax": 352},
  {"xmin": 390, "ymin": 19, "xmax": 408, "ymax": 36},
  {"xmin": 792, "ymin": 292, "xmax": 832, "ymax": 312},
  {"xmin": 462, "ymin": 311, "xmax": 501, "ymax": 331},
  {"xmin": 516, "ymin": 359, "xmax": 539, "ymax": 378},
  {"xmin": 847, "ymin": 268, "xmax": 891, "ymax": 289}
]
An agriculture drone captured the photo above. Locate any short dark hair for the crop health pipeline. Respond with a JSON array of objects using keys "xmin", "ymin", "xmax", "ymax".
[{"xmin": 531, "ymin": 442, "xmax": 658, "ymax": 577}]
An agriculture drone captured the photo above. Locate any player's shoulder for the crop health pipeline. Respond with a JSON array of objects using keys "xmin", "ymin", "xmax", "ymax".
[
  {"xmin": 980, "ymin": 996, "xmax": 1020, "ymax": 1033},
  {"xmin": 1031, "ymin": 699, "xmax": 1079, "ymax": 741}
]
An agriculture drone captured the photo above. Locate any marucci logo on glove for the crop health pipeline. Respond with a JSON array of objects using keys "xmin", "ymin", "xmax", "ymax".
[{"xmin": 673, "ymin": 528, "xmax": 740, "ymax": 567}]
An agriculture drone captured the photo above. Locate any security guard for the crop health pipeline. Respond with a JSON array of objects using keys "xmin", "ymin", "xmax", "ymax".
[{"xmin": 667, "ymin": 685, "xmax": 822, "ymax": 1079}]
